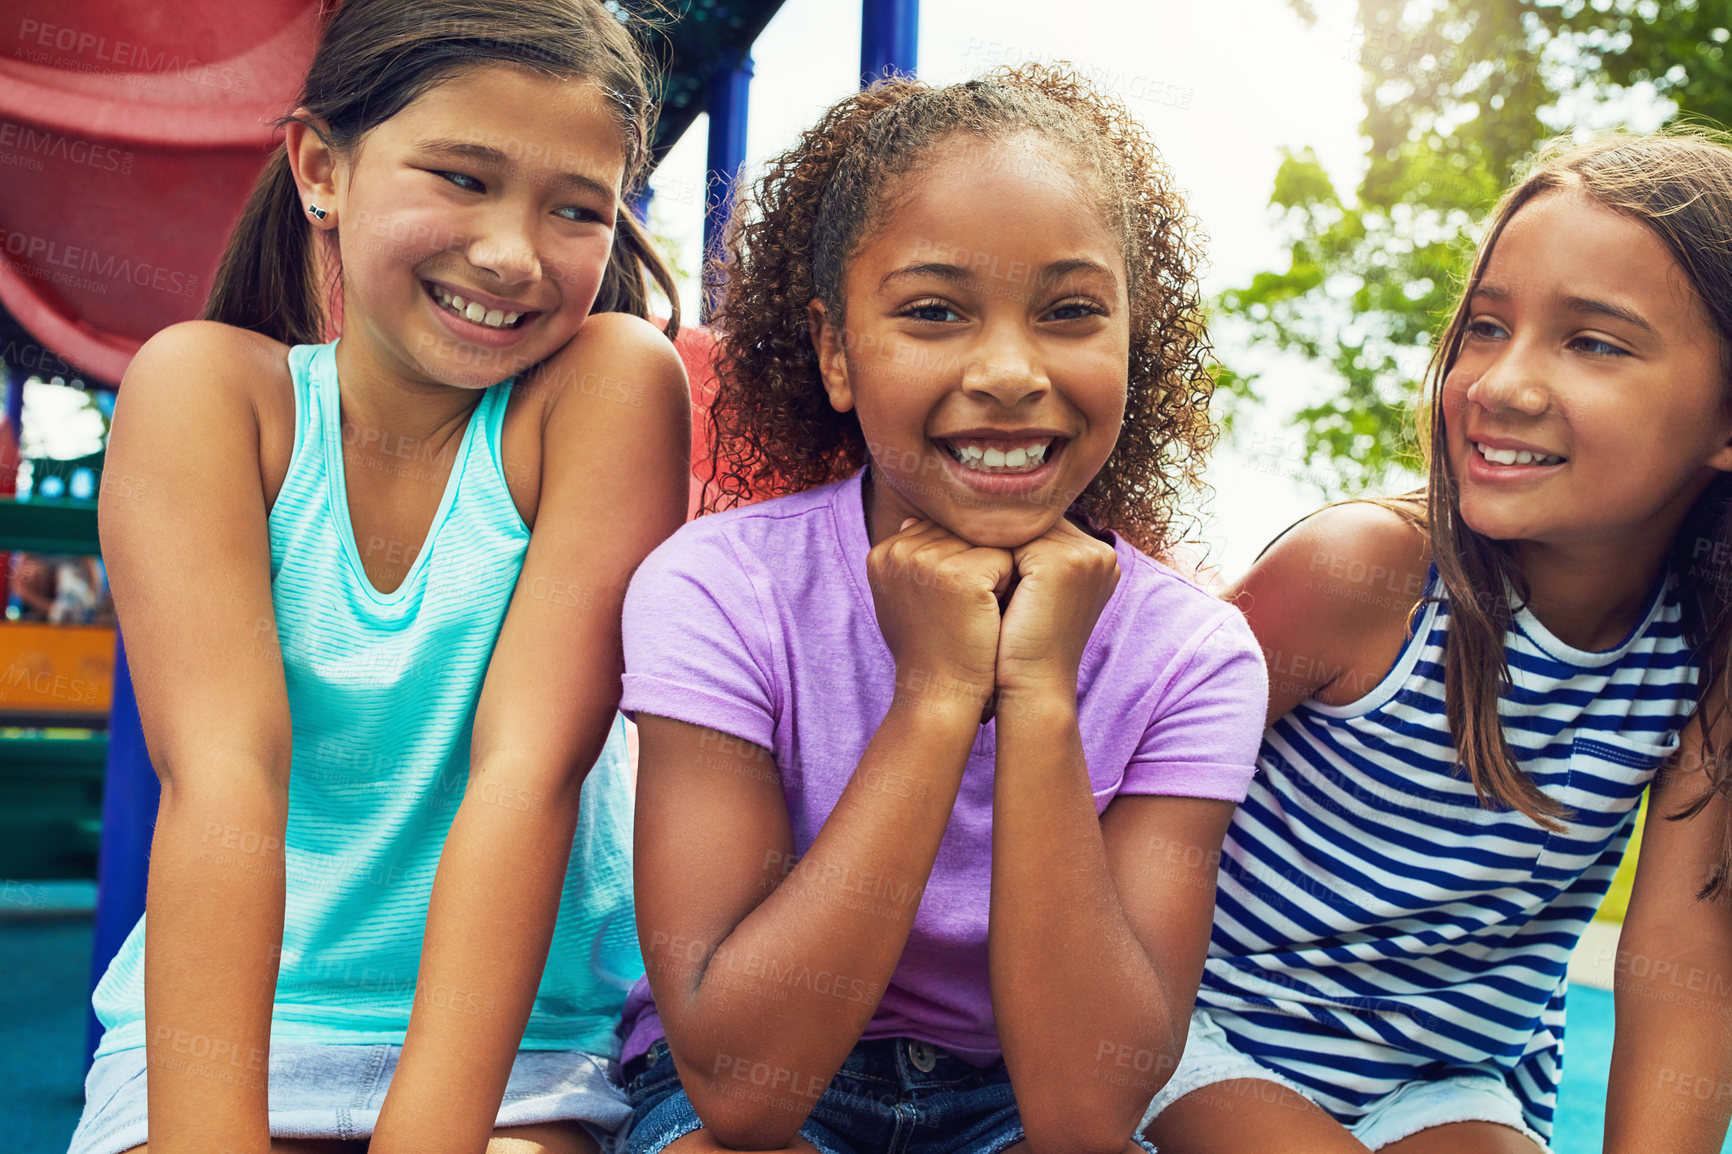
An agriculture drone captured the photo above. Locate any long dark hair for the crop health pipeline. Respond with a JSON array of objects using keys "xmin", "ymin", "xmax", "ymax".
[
  {"xmin": 1424, "ymin": 132, "xmax": 1732, "ymax": 891},
  {"xmin": 203, "ymin": 0, "xmax": 679, "ymax": 347}
]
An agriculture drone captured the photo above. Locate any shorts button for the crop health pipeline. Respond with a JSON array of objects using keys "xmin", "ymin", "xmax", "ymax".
[{"xmin": 908, "ymin": 1041, "xmax": 937, "ymax": 1073}]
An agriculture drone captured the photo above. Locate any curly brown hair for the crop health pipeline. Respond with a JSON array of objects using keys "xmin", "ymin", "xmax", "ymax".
[{"xmin": 700, "ymin": 63, "xmax": 1216, "ymax": 558}]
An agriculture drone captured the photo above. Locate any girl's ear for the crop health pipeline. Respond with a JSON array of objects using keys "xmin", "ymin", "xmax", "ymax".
[
  {"xmin": 808, "ymin": 299, "xmax": 853, "ymax": 413},
  {"xmin": 284, "ymin": 109, "xmax": 340, "ymax": 231},
  {"xmin": 1711, "ymin": 384, "xmax": 1732, "ymax": 472},
  {"xmin": 1710, "ymin": 434, "xmax": 1732, "ymax": 473}
]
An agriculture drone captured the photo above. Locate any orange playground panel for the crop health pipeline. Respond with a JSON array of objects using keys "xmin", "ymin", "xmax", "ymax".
[{"xmin": 0, "ymin": 622, "xmax": 114, "ymax": 721}]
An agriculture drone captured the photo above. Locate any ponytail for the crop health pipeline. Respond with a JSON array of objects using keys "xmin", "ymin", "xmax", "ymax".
[{"xmin": 203, "ymin": 146, "xmax": 329, "ymax": 346}]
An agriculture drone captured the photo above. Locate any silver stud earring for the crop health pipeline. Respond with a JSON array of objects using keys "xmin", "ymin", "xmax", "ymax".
[{"xmin": 308, "ymin": 203, "xmax": 328, "ymax": 221}]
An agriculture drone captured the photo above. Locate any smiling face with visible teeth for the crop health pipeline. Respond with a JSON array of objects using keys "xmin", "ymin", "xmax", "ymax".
[
  {"xmin": 316, "ymin": 65, "xmax": 626, "ymax": 391},
  {"xmin": 945, "ymin": 440, "xmax": 1052, "ymax": 471},
  {"xmin": 427, "ymin": 283, "xmax": 526, "ymax": 330},
  {"xmin": 1441, "ymin": 189, "xmax": 1732, "ymax": 555},
  {"xmin": 809, "ymin": 134, "xmax": 1130, "ymax": 549}
]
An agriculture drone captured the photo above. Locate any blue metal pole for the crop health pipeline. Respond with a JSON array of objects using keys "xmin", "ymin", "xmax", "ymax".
[
  {"xmin": 861, "ymin": 0, "xmax": 919, "ymax": 84},
  {"xmin": 3, "ymin": 359, "xmax": 23, "ymax": 437},
  {"xmin": 2, "ymin": 361, "xmax": 24, "ymax": 606},
  {"xmin": 86, "ymin": 632, "xmax": 161, "ymax": 1065},
  {"xmin": 702, "ymin": 53, "xmax": 752, "ymax": 321}
]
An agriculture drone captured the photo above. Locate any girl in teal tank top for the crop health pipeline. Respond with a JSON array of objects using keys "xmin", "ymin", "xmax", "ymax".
[
  {"xmin": 70, "ymin": 2, "xmax": 689, "ymax": 1152},
  {"xmin": 92, "ymin": 342, "xmax": 641, "ymax": 1053}
]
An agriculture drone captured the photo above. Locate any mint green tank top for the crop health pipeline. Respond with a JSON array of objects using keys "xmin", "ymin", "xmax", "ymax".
[{"xmin": 93, "ymin": 340, "xmax": 643, "ymax": 1057}]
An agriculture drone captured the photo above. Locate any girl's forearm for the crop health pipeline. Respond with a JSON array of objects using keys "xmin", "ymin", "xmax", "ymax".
[
  {"xmin": 663, "ymin": 696, "xmax": 981, "ymax": 1149},
  {"xmin": 990, "ymin": 688, "xmax": 1172, "ymax": 1154},
  {"xmin": 1607, "ymin": 938, "xmax": 1732, "ymax": 1153},
  {"xmin": 144, "ymin": 777, "xmax": 287, "ymax": 1154},
  {"xmin": 368, "ymin": 768, "xmax": 586, "ymax": 1154}
]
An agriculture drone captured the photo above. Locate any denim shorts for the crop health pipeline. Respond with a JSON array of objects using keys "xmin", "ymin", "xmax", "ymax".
[
  {"xmin": 67, "ymin": 1042, "xmax": 631, "ymax": 1154},
  {"xmin": 621, "ymin": 1036, "xmax": 1159, "ymax": 1154}
]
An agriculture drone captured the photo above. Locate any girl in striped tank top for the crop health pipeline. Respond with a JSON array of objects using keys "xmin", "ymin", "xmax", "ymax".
[
  {"xmin": 1144, "ymin": 134, "xmax": 1732, "ymax": 1154},
  {"xmin": 69, "ymin": 3, "xmax": 688, "ymax": 1153}
]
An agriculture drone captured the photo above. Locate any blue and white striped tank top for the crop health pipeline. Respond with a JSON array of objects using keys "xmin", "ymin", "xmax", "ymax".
[
  {"xmin": 1198, "ymin": 565, "xmax": 1699, "ymax": 1139},
  {"xmin": 93, "ymin": 340, "xmax": 643, "ymax": 1057}
]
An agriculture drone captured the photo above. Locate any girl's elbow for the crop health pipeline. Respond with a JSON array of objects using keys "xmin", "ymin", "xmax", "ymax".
[
  {"xmin": 463, "ymin": 755, "xmax": 588, "ymax": 818},
  {"xmin": 1016, "ymin": 1072, "xmax": 1152, "ymax": 1154},
  {"xmin": 684, "ymin": 1083, "xmax": 810, "ymax": 1152},
  {"xmin": 1017, "ymin": 1033, "xmax": 1176, "ymax": 1151},
  {"xmin": 1019, "ymin": 1104, "xmax": 1141, "ymax": 1154},
  {"xmin": 154, "ymin": 754, "xmax": 289, "ymax": 811},
  {"xmin": 674, "ymin": 1040, "xmax": 823, "ymax": 1150}
]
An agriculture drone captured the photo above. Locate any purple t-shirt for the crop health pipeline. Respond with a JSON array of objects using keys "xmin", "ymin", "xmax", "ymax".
[{"xmin": 619, "ymin": 471, "xmax": 1267, "ymax": 1063}]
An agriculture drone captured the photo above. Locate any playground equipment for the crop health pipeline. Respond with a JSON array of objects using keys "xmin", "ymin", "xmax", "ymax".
[
  {"xmin": 0, "ymin": 0, "xmax": 919, "ymax": 1062},
  {"xmin": 0, "ymin": 497, "xmax": 108, "ymax": 884},
  {"xmin": 0, "ymin": 3, "xmax": 324, "ymax": 385}
]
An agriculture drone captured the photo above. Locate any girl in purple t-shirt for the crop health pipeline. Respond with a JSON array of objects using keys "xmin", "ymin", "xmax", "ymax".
[{"xmin": 618, "ymin": 66, "xmax": 1267, "ymax": 1154}]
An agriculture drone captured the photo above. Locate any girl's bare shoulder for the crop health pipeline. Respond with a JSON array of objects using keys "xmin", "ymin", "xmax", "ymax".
[
  {"xmin": 116, "ymin": 321, "xmax": 298, "ymax": 500},
  {"xmin": 518, "ymin": 312, "xmax": 688, "ymax": 424},
  {"xmin": 123, "ymin": 320, "xmax": 291, "ymax": 399},
  {"xmin": 1233, "ymin": 500, "xmax": 1430, "ymax": 606},
  {"xmin": 1229, "ymin": 500, "xmax": 1433, "ymax": 714},
  {"xmin": 499, "ymin": 313, "xmax": 690, "ymax": 525}
]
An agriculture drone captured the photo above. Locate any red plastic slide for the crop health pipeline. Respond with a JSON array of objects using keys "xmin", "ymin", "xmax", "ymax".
[
  {"xmin": 0, "ymin": 0, "xmax": 718, "ymax": 513},
  {"xmin": 0, "ymin": 2, "xmax": 321, "ymax": 385}
]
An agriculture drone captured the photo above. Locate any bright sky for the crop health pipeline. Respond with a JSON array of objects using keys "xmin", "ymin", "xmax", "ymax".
[{"xmin": 646, "ymin": 0, "xmax": 1374, "ymax": 579}]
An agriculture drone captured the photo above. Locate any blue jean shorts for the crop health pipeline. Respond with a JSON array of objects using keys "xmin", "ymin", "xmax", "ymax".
[{"xmin": 621, "ymin": 1036, "xmax": 1158, "ymax": 1154}]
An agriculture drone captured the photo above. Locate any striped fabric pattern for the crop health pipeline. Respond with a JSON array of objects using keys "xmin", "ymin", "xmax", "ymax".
[
  {"xmin": 92, "ymin": 341, "xmax": 642, "ymax": 1058},
  {"xmin": 1197, "ymin": 567, "xmax": 1699, "ymax": 1139}
]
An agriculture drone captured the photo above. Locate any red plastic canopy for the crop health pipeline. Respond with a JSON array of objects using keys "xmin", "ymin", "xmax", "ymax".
[
  {"xmin": 0, "ymin": 2, "xmax": 322, "ymax": 385},
  {"xmin": 0, "ymin": 0, "xmax": 720, "ymax": 519}
]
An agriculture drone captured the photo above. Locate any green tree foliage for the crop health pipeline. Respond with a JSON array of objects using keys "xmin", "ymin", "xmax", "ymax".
[
  {"xmin": 1573, "ymin": 0, "xmax": 1732, "ymax": 119},
  {"xmin": 1222, "ymin": 0, "xmax": 1732, "ymax": 493}
]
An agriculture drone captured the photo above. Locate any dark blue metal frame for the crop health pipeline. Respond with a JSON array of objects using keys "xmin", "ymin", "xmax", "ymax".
[
  {"xmin": 702, "ymin": 54, "xmax": 753, "ymax": 321},
  {"xmin": 3, "ymin": 360, "xmax": 23, "ymax": 437},
  {"xmin": 85, "ymin": 637, "xmax": 158, "ymax": 1063},
  {"xmin": 698, "ymin": 0, "xmax": 917, "ymax": 318},
  {"xmin": 861, "ymin": 0, "xmax": 919, "ymax": 83}
]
